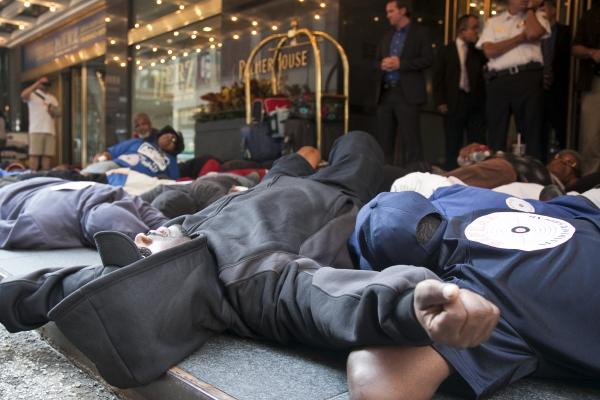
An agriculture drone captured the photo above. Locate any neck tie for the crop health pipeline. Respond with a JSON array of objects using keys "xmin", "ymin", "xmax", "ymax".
[{"xmin": 459, "ymin": 42, "xmax": 470, "ymax": 93}]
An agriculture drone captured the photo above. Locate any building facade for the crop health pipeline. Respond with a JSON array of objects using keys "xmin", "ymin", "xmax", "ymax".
[{"xmin": 0, "ymin": 0, "xmax": 594, "ymax": 167}]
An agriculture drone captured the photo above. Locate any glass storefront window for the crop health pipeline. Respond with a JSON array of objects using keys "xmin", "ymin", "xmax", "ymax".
[{"xmin": 131, "ymin": 0, "xmax": 340, "ymax": 159}]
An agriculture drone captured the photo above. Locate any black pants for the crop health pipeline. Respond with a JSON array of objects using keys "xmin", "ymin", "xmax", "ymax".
[
  {"xmin": 266, "ymin": 130, "xmax": 385, "ymax": 205},
  {"xmin": 486, "ymin": 69, "xmax": 544, "ymax": 159},
  {"xmin": 542, "ymin": 86, "xmax": 568, "ymax": 162},
  {"xmin": 444, "ymin": 91, "xmax": 486, "ymax": 169},
  {"xmin": 376, "ymin": 86, "xmax": 423, "ymax": 166}
]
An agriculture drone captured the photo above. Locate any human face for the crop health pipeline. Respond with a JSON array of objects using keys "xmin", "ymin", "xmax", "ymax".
[
  {"xmin": 547, "ymin": 152, "xmax": 578, "ymax": 184},
  {"xmin": 460, "ymin": 17, "xmax": 480, "ymax": 44},
  {"xmin": 386, "ymin": 1, "xmax": 406, "ymax": 28},
  {"xmin": 134, "ymin": 116, "xmax": 152, "ymax": 139},
  {"xmin": 158, "ymin": 132, "xmax": 177, "ymax": 153},
  {"xmin": 134, "ymin": 225, "xmax": 191, "ymax": 256}
]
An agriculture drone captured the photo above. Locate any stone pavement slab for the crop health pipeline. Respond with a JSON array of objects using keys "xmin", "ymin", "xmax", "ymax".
[{"xmin": 1, "ymin": 248, "xmax": 599, "ymax": 400}]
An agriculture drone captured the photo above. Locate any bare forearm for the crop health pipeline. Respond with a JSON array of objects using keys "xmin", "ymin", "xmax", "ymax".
[
  {"xmin": 483, "ymin": 33, "xmax": 526, "ymax": 59},
  {"xmin": 573, "ymin": 44, "xmax": 596, "ymax": 59},
  {"xmin": 524, "ymin": 10, "xmax": 546, "ymax": 41},
  {"xmin": 20, "ymin": 81, "xmax": 40, "ymax": 101}
]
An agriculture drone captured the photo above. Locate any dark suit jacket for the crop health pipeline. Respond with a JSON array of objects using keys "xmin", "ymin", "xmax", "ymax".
[
  {"xmin": 573, "ymin": 5, "xmax": 600, "ymax": 91},
  {"xmin": 375, "ymin": 24, "xmax": 433, "ymax": 105},
  {"xmin": 432, "ymin": 41, "xmax": 487, "ymax": 112},
  {"xmin": 546, "ymin": 23, "xmax": 571, "ymax": 98}
]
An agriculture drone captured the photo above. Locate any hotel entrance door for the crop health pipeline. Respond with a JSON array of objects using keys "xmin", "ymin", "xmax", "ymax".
[{"xmin": 62, "ymin": 57, "xmax": 106, "ymax": 167}]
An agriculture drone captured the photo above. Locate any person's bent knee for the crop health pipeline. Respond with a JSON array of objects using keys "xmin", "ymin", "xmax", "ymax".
[
  {"xmin": 347, "ymin": 349, "xmax": 420, "ymax": 400},
  {"xmin": 347, "ymin": 346, "xmax": 449, "ymax": 400}
]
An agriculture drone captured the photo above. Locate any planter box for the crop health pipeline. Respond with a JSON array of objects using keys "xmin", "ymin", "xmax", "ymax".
[{"xmin": 194, "ymin": 118, "xmax": 245, "ymax": 161}]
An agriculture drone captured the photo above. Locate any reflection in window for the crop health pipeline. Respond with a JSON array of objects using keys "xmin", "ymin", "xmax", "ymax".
[{"xmin": 131, "ymin": 0, "xmax": 340, "ymax": 159}]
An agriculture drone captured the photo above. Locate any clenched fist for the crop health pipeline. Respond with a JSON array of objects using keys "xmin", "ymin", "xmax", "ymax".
[{"xmin": 414, "ymin": 280, "xmax": 500, "ymax": 348}]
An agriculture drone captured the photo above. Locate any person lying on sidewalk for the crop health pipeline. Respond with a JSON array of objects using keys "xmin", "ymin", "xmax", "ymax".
[
  {"xmin": 0, "ymin": 132, "xmax": 499, "ymax": 391},
  {"xmin": 83, "ymin": 125, "xmax": 183, "ymax": 179},
  {"xmin": 347, "ymin": 186, "xmax": 600, "ymax": 399},
  {"xmin": 0, "ymin": 177, "xmax": 167, "ymax": 249}
]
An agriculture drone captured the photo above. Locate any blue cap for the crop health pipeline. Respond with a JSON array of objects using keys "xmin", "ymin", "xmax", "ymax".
[{"xmin": 352, "ymin": 192, "xmax": 445, "ymax": 270}]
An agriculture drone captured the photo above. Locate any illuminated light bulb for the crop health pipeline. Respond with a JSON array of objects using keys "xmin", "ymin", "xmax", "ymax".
[
  {"xmin": 203, "ymin": 27, "xmax": 212, "ymax": 32},
  {"xmin": 104, "ymin": 17, "xmax": 111, "ymax": 22},
  {"xmin": 491, "ymin": 10, "xmax": 497, "ymax": 15},
  {"xmin": 183, "ymin": 51, "xmax": 189, "ymax": 57},
  {"xmin": 120, "ymin": 62, "xmax": 126, "ymax": 67},
  {"xmin": 135, "ymin": 44, "xmax": 141, "ymax": 50},
  {"xmin": 231, "ymin": 16, "xmax": 238, "ymax": 22},
  {"xmin": 217, "ymin": 43, "xmax": 222, "ymax": 47},
  {"xmin": 196, "ymin": 48, "xmax": 201, "ymax": 53},
  {"xmin": 173, "ymin": 31, "xmax": 179, "ymax": 36},
  {"xmin": 271, "ymin": 25, "xmax": 278, "ymax": 31},
  {"xmin": 192, "ymin": 30, "xmax": 198, "ymax": 34},
  {"xmin": 314, "ymin": 14, "xmax": 320, "ymax": 20},
  {"xmin": 320, "ymin": 2, "xmax": 326, "ymax": 8},
  {"xmin": 160, "ymin": 58, "xmax": 165, "ymax": 63},
  {"xmin": 171, "ymin": 55, "xmax": 176, "ymax": 60},
  {"xmin": 156, "ymin": 0, "xmax": 162, "ymax": 4},
  {"xmin": 209, "ymin": 37, "xmax": 215, "ymax": 42},
  {"xmin": 110, "ymin": 39, "xmax": 116, "ymax": 45},
  {"xmin": 138, "ymin": 66, "xmax": 143, "ymax": 70},
  {"xmin": 49, "ymin": 6, "xmax": 56, "ymax": 12},
  {"xmin": 210, "ymin": 44, "xmax": 215, "ymax": 49},
  {"xmin": 251, "ymin": 30, "xmax": 257, "ymax": 35},
  {"xmin": 191, "ymin": 34, "xmax": 197, "ymax": 39},
  {"xmin": 136, "ymin": 60, "xmax": 141, "ymax": 65},
  {"xmin": 251, "ymin": 21, "xmax": 258, "ymax": 26},
  {"xmin": 233, "ymin": 34, "xmax": 239, "ymax": 40},
  {"xmin": 151, "ymin": 62, "xmax": 156, "ymax": 66},
  {"xmin": 19, "ymin": 24, "xmax": 25, "ymax": 30},
  {"xmin": 147, "ymin": 24, "xmax": 153, "ymax": 30},
  {"xmin": 152, "ymin": 47, "xmax": 158, "ymax": 52},
  {"xmin": 113, "ymin": 56, "xmax": 120, "ymax": 61},
  {"xmin": 24, "ymin": 1, "xmax": 30, "ymax": 7},
  {"xmin": 469, "ymin": 2, "xmax": 476, "ymax": 7},
  {"xmin": 373, "ymin": 17, "xmax": 379, "ymax": 22},
  {"xmin": 479, "ymin": 10, "xmax": 484, "ymax": 15},
  {"xmin": 134, "ymin": 23, "xmax": 140, "ymax": 28},
  {"xmin": 167, "ymin": 49, "xmax": 173, "ymax": 54},
  {"xmin": 179, "ymin": 4, "xmax": 184, "ymax": 10}
]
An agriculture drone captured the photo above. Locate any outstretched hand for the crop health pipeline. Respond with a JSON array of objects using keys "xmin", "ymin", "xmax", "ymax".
[{"xmin": 414, "ymin": 280, "xmax": 499, "ymax": 348}]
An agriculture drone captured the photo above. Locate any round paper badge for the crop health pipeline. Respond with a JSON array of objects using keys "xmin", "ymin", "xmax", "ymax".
[
  {"xmin": 505, "ymin": 197, "xmax": 535, "ymax": 213},
  {"xmin": 465, "ymin": 212, "xmax": 575, "ymax": 251}
]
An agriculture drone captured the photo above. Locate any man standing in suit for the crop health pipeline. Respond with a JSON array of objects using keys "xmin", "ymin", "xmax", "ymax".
[
  {"xmin": 540, "ymin": 0, "xmax": 571, "ymax": 160},
  {"xmin": 433, "ymin": 14, "xmax": 487, "ymax": 169},
  {"xmin": 375, "ymin": 0, "xmax": 433, "ymax": 166}
]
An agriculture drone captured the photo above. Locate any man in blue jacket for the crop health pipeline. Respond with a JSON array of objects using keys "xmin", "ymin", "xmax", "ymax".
[
  {"xmin": 84, "ymin": 125, "xmax": 183, "ymax": 179},
  {"xmin": 348, "ymin": 186, "xmax": 600, "ymax": 399}
]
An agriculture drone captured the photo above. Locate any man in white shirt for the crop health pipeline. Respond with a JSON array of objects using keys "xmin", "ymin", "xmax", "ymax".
[
  {"xmin": 477, "ymin": 0, "xmax": 550, "ymax": 159},
  {"xmin": 21, "ymin": 76, "xmax": 60, "ymax": 171}
]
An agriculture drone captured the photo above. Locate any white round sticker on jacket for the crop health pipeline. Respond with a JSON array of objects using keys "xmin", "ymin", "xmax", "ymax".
[
  {"xmin": 505, "ymin": 197, "xmax": 535, "ymax": 213},
  {"xmin": 465, "ymin": 212, "xmax": 575, "ymax": 251}
]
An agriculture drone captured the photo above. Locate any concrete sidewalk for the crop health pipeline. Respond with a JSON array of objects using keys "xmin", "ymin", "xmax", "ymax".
[{"xmin": 1, "ymin": 248, "xmax": 600, "ymax": 400}]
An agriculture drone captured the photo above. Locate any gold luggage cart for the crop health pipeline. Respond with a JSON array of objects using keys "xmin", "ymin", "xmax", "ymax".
[{"xmin": 243, "ymin": 21, "xmax": 349, "ymax": 154}]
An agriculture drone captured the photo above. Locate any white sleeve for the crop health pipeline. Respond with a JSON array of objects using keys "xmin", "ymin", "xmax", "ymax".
[
  {"xmin": 476, "ymin": 19, "xmax": 495, "ymax": 49},
  {"xmin": 536, "ymin": 10, "xmax": 551, "ymax": 39},
  {"xmin": 390, "ymin": 172, "xmax": 454, "ymax": 198}
]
